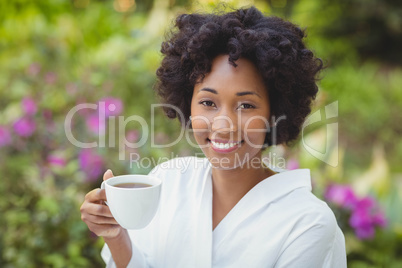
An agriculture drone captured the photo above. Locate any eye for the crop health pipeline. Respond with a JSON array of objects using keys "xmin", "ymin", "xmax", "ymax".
[
  {"xmin": 199, "ymin": 100, "xmax": 216, "ymax": 107},
  {"xmin": 238, "ymin": 103, "xmax": 255, "ymax": 109}
]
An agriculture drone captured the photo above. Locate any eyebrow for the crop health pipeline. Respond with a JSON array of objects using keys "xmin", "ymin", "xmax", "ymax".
[
  {"xmin": 199, "ymin": 88, "xmax": 262, "ymax": 98},
  {"xmin": 236, "ymin": 91, "xmax": 262, "ymax": 98},
  {"xmin": 199, "ymin": 88, "xmax": 218, "ymax": 94}
]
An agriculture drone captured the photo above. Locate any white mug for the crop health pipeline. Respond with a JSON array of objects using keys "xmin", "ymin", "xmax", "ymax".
[{"xmin": 101, "ymin": 175, "xmax": 162, "ymax": 229}]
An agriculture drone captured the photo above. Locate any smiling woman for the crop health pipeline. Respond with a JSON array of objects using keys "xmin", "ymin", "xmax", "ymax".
[{"xmin": 80, "ymin": 6, "xmax": 347, "ymax": 268}]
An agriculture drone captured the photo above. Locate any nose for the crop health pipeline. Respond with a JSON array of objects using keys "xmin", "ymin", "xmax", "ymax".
[{"xmin": 211, "ymin": 114, "xmax": 238, "ymax": 134}]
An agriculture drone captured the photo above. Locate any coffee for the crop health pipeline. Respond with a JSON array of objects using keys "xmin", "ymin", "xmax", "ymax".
[
  {"xmin": 114, "ymin": 183, "xmax": 152, "ymax": 188},
  {"xmin": 102, "ymin": 174, "xmax": 162, "ymax": 229}
]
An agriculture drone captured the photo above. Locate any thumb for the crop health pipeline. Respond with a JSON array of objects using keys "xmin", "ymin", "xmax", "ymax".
[{"xmin": 103, "ymin": 169, "xmax": 114, "ymax": 181}]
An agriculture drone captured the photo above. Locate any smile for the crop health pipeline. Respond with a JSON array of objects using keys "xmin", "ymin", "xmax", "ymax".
[
  {"xmin": 208, "ymin": 139, "xmax": 243, "ymax": 153},
  {"xmin": 211, "ymin": 140, "xmax": 241, "ymax": 149}
]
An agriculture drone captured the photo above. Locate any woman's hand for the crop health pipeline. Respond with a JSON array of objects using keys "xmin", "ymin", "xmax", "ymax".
[{"xmin": 80, "ymin": 169, "xmax": 123, "ymax": 239}]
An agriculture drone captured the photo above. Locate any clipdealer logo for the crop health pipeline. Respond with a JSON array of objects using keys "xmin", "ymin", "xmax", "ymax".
[
  {"xmin": 64, "ymin": 101, "xmax": 339, "ymax": 167},
  {"xmin": 302, "ymin": 101, "xmax": 339, "ymax": 167}
]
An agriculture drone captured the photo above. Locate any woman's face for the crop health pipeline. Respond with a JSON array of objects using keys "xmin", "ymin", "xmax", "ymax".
[{"xmin": 191, "ymin": 55, "xmax": 270, "ymax": 170}]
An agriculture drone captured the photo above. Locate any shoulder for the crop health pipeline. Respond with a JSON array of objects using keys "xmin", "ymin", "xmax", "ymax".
[
  {"xmin": 266, "ymin": 168, "xmax": 339, "ymax": 238},
  {"xmin": 273, "ymin": 188, "xmax": 346, "ymax": 267},
  {"xmin": 286, "ymin": 187, "xmax": 339, "ymax": 239},
  {"xmin": 270, "ymin": 169, "xmax": 338, "ymax": 232}
]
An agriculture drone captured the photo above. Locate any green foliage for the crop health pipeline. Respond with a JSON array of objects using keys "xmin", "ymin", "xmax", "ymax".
[
  {"xmin": 320, "ymin": 0, "xmax": 402, "ymax": 65},
  {"xmin": 0, "ymin": 0, "xmax": 183, "ymax": 266},
  {"xmin": 321, "ymin": 63, "xmax": 402, "ymax": 166},
  {"xmin": 286, "ymin": 0, "xmax": 402, "ymax": 171},
  {"xmin": 0, "ymin": 157, "xmax": 104, "ymax": 267}
]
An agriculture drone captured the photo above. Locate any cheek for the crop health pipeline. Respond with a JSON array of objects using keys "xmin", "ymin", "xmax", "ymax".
[
  {"xmin": 242, "ymin": 118, "xmax": 268, "ymax": 142},
  {"xmin": 192, "ymin": 120, "xmax": 209, "ymax": 131},
  {"xmin": 191, "ymin": 117, "xmax": 211, "ymax": 140}
]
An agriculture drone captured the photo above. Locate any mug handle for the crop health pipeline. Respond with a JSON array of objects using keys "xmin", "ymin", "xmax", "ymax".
[{"xmin": 101, "ymin": 181, "xmax": 109, "ymax": 206}]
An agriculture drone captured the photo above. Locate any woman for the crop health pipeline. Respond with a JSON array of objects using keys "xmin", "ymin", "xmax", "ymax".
[{"xmin": 80, "ymin": 6, "xmax": 346, "ymax": 268}]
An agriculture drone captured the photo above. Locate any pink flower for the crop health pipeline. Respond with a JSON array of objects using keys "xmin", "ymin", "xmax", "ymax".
[
  {"xmin": 154, "ymin": 132, "xmax": 169, "ymax": 144},
  {"xmin": 0, "ymin": 126, "xmax": 12, "ymax": 147},
  {"xmin": 43, "ymin": 109, "xmax": 55, "ymax": 132},
  {"xmin": 27, "ymin": 63, "xmax": 41, "ymax": 76},
  {"xmin": 44, "ymin": 72, "xmax": 57, "ymax": 84},
  {"xmin": 124, "ymin": 130, "xmax": 140, "ymax": 155},
  {"xmin": 287, "ymin": 159, "xmax": 299, "ymax": 170},
  {"xmin": 126, "ymin": 130, "xmax": 139, "ymax": 143},
  {"xmin": 349, "ymin": 207, "xmax": 375, "ymax": 239},
  {"xmin": 13, "ymin": 117, "xmax": 36, "ymax": 137},
  {"xmin": 325, "ymin": 184, "xmax": 388, "ymax": 240},
  {"xmin": 372, "ymin": 211, "xmax": 387, "ymax": 228},
  {"xmin": 78, "ymin": 149, "xmax": 104, "ymax": 181},
  {"xmin": 349, "ymin": 196, "xmax": 387, "ymax": 240},
  {"xmin": 356, "ymin": 196, "xmax": 376, "ymax": 210},
  {"xmin": 66, "ymin": 83, "xmax": 78, "ymax": 96},
  {"xmin": 86, "ymin": 114, "xmax": 106, "ymax": 135},
  {"xmin": 47, "ymin": 155, "xmax": 67, "ymax": 167},
  {"xmin": 99, "ymin": 97, "xmax": 123, "ymax": 117},
  {"xmin": 22, "ymin": 97, "xmax": 38, "ymax": 115},
  {"xmin": 324, "ymin": 184, "xmax": 358, "ymax": 209}
]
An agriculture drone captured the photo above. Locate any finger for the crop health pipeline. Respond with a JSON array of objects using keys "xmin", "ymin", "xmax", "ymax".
[
  {"xmin": 82, "ymin": 213, "xmax": 119, "ymax": 225},
  {"xmin": 83, "ymin": 202, "xmax": 114, "ymax": 217},
  {"xmin": 86, "ymin": 222, "xmax": 121, "ymax": 237},
  {"xmin": 103, "ymin": 169, "xmax": 114, "ymax": 181},
  {"xmin": 85, "ymin": 188, "xmax": 107, "ymax": 203}
]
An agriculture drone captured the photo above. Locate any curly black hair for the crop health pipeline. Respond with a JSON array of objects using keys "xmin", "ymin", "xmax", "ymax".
[{"xmin": 155, "ymin": 6, "xmax": 323, "ymax": 146}]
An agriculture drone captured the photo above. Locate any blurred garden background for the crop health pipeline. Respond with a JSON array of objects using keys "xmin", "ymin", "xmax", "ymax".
[{"xmin": 1, "ymin": 0, "xmax": 402, "ymax": 267}]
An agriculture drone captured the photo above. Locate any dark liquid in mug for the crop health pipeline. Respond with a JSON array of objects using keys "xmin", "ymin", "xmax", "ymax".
[{"xmin": 114, "ymin": 183, "xmax": 152, "ymax": 188}]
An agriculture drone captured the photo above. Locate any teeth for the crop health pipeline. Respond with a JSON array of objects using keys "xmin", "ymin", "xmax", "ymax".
[{"xmin": 211, "ymin": 140, "xmax": 240, "ymax": 149}]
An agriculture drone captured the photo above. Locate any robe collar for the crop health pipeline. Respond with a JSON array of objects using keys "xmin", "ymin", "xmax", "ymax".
[{"xmin": 195, "ymin": 158, "xmax": 311, "ymax": 267}]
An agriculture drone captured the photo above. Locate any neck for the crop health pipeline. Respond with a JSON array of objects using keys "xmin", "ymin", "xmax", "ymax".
[
  {"xmin": 211, "ymin": 154, "xmax": 275, "ymax": 229},
  {"xmin": 211, "ymin": 160, "xmax": 274, "ymax": 201}
]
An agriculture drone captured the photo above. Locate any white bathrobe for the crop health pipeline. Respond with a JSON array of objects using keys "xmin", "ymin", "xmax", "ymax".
[{"xmin": 101, "ymin": 157, "xmax": 346, "ymax": 268}]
